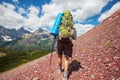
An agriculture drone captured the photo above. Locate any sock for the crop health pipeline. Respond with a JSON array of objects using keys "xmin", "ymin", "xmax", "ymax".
[{"xmin": 63, "ymin": 71, "xmax": 68, "ymax": 77}]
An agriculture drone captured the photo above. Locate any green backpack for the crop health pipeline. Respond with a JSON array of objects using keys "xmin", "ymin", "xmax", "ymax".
[{"xmin": 59, "ymin": 10, "xmax": 76, "ymax": 39}]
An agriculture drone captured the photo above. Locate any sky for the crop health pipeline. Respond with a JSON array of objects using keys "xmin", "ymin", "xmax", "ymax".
[{"xmin": 0, "ymin": 0, "xmax": 120, "ymax": 36}]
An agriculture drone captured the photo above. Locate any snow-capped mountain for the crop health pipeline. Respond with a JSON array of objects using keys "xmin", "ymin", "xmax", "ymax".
[
  {"xmin": 0, "ymin": 26, "xmax": 30, "ymax": 41},
  {"xmin": 9, "ymin": 28, "xmax": 53, "ymax": 51},
  {"xmin": 0, "ymin": 25, "xmax": 54, "ymax": 51},
  {"xmin": 0, "ymin": 26, "xmax": 53, "ymax": 51},
  {"xmin": 23, "ymin": 27, "xmax": 35, "ymax": 33}
]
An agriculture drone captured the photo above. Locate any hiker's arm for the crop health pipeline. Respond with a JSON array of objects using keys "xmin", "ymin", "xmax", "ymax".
[{"xmin": 72, "ymin": 28, "xmax": 77, "ymax": 39}]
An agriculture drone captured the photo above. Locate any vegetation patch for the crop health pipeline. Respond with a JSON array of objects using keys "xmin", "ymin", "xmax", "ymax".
[{"xmin": 0, "ymin": 47, "xmax": 50, "ymax": 72}]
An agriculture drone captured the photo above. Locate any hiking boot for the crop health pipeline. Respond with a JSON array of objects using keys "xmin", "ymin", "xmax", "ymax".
[
  {"xmin": 58, "ymin": 66, "xmax": 63, "ymax": 73},
  {"xmin": 62, "ymin": 71, "xmax": 68, "ymax": 80},
  {"xmin": 62, "ymin": 76, "xmax": 68, "ymax": 80}
]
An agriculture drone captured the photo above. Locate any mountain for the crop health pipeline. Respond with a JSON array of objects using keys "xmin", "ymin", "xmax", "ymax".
[
  {"xmin": 0, "ymin": 9, "xmax": 120, "ymax": 80},
  {"xmin": 0, "ymin": 26, "xmax": 30, "ymax": 41},
  {"xmin": 34, "ymin": 28, "xmax": 52, "ymax": 39},
  {"xmin": 0, "ymin": 26, "xmax": 16, "ymax": 41},
  {"xmin": 23, "ymin": 27, "xmax": 35, "ymax": 33},
  {"xmin": 7, "ymin": 28, "xmax": 53, "ymax": 51},
  {"xmin": 17, "ymin": 27, "xmax": 30, "ymax": 36}
]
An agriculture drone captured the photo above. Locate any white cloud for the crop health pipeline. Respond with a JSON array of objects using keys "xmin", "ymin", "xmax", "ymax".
[
  {"xmin": 39, "ymin": 3, "xmax": 62, "ymax": 30},
  {"xmin": 40, "ymin": 0, "xmax": 111, "ymax": 36},
  {"xmin": 98, "ymin": 2, "xmax": 120, "ymax": 22},
  {"xmin": 0, "ymin": 2, "xmax": 42, "ymax": 31},
  {"xmin": 18, "ymin": 7, "xmax": 26, "ymax": 14},
  {"xmin": 0, "ymin": 2, "xmax": 24, "ymax": 29},
  {"xmin": 23, "ymin": 5, "xmax": 41, "ymax": 31},
  {"xmin": 13, "ymin": 0, "xmax": 19, "ymax": 3},
  {"xmin": 0, "ymin": 0, "xmax": 112, "ymax": 35},
  {"xmin": 74, "ymin": 23, "xmax": 95, "ymax": 36},
  {"xmin": 51, "ymin": 0, "xmax": 110, "ymax": 22},
  {"xmin": 27, "ymin": 5, "xmax": 40, "ymax": 19}
]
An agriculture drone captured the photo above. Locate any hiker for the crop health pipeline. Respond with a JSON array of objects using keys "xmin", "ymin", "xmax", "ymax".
[{"xmin": 56, "ymin": 10, "xmax": 76, "ymax": 80}]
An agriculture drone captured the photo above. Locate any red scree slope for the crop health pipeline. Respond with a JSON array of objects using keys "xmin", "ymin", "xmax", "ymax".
[{"xmin": 0, "ymin": 10, "xmax": 120, "ymax": 80}]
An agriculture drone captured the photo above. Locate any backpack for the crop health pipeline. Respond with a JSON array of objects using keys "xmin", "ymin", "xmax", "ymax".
[{"xmin": 59, "ymin": 10, "xmax": 76, "ymax": 39}]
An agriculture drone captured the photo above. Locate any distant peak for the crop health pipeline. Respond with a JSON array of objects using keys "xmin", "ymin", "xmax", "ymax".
[
  {"xmin": 38, "ymin": 28, "xmax": 43, "ymax": 32},
  {"xmin": 18, "ymin": 27, "xmax": 25, "ymax": 30}
]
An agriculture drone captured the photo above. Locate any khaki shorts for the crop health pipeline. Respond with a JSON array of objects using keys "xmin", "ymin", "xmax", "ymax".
[{"xmin": 57, "ymin": 38, "xmax": 73, "ymax": 57}]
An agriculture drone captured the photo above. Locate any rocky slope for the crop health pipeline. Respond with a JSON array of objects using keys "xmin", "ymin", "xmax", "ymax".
[{"xmin": 0, "ymin": 10, "xmax": 120, "ymax": 80}]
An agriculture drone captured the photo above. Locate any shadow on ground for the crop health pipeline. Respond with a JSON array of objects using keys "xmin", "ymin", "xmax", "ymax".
[{"xmin": 68, "ymin": 60, "xmax": 84, "ymax": 78}]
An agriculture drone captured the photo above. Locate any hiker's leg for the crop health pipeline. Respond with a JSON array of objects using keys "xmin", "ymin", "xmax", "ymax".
[
  {"xmin": 64, "ymin": 41, "xmax": 72, "ymax": 72},
  {"xmin": 62, "ymin": 56, "xmax": 69, "ymax": 80},
  {"xmin": 64, "ymin": 56, "xmax": 69, "ymax": 72},
  {"xmin": 58, "ymin": 54, "xmax": 63, "ymax": 73},
  {"xmin": 58, "ymin": 54, "xmax": 62, "ymax": 67},
  {"xmin": 57, "ymin": 40, "xmax": 63, "ymax": 67}
]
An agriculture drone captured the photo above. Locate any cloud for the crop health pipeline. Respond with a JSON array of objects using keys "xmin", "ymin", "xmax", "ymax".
[
  {"xmin": 51, "ymin": 0, "xmax": 110, "ymax": 22},
  {"xmin": 23, "ymin": 5, "xmax": 41, "ymax": 31},
  {"xmin": 0, "ymin": 2, "xmax": 24, "ymax": 29},
  {"xmin": 27, "ymin": 5, "xmax": 40, "ymax": 19},
  {"xmin": 13, "ymin": 0, "xmax": 19, "ymax": 3},
  {"xmin": 0, "ymin": 2, "xmax": 41, "ymax": 31},
  {"xmin": 74, "ymin": 23, "xmax": 95, "ymax": 36},
  {"xmin": 40, "ymin": 0, "xmax": 111, "ymax": 36},
  {"xmin": 0, "ymin": 0, "xmax": 112, "ymax": 36},
  {"xmin": 18, "ymin": 7, "xmax": 26, "ymax": 14},
  {"xmin": 98, "ymin": 2, "xmax": 120, "ymax": 22}
]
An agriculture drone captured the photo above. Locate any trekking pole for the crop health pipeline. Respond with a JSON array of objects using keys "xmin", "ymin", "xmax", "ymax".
[
  {"xmin": 49, "ymin": 36, "xmax": 57, "ymax": 68},
  {"xmin": 49, "ymin": 36, "xmax": 57, "ymax": 80}
]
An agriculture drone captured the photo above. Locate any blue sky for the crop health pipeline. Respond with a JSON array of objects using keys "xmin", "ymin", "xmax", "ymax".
[{"xmin": 0, "ymin": 0, "xmax": 120, "ymax": 36}]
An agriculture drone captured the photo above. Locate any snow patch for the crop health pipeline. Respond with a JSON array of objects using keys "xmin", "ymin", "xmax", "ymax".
[{"xmin": 2, "ymin": 35, "xmax": 13, "ymax": 41}]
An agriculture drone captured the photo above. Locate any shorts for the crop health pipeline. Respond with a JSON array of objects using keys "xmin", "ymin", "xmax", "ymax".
[{"xmin": 57, "ymin": 38, "xmax": 73, "ymax": 57}]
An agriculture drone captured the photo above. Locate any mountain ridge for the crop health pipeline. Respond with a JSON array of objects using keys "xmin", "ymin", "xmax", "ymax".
[
  {"xmin": 0, "ymin": 26, "xmax": 53, "ymax": 51},
  {"xmin": 7, "ymin": 27, "xmax": 53, "ymax": 51},
  {"xmin": 0, "ymin": 26, "xmax": 30, "ymax": 41}
]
